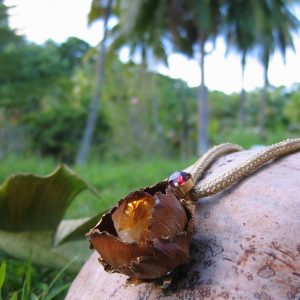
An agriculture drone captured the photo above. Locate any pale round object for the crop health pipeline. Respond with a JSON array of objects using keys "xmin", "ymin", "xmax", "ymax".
[{"xmin": 67, "ymin": 150, "xmax": 300, "ymax": 300}]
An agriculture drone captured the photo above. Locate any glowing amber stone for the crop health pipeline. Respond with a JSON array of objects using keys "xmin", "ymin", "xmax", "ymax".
[{"xmin": 112, "ymin": 193, "xmax": 156, "ymax": 243}]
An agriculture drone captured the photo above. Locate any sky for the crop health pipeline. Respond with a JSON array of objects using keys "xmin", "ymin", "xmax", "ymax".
[{"xmin": 4, "ymin": 0, "xmax": 300, "ymax": 94}]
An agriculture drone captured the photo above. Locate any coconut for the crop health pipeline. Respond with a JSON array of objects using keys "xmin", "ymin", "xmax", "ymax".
[{"xmin": 67, "ymin": 150, "xmax": 300, "ymax": 300}]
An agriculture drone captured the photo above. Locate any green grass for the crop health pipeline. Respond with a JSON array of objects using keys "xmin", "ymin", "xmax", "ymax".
[
  {"xmin": 69, "ymin": 157, "xmax": 194, "ymax": 218},
  {"xmin": 0, "ymin": 156, "xmax": 56, "ymax": 183},
  {"xmin": 0, "ymin": 155, "xmax": 194, "ymax": 219},
  {"xmin": 0, "ymin": 130, "xmax": 291, "ymax": 219},
  {"xmin": 218, "ymin": 126, "xmax": 293, "ymax": 149},
  {"xmin": 0, "ymin": 253, "xmax": 74, "ymax": 300},
  {"xmin": 0, "ymin": 155, "xmax": 194, "ymax": 298}
]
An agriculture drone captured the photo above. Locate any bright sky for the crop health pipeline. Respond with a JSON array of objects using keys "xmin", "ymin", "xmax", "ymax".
[{"xmin": 4, "ymin": 0, "xmax": 300, "ymax": 94}]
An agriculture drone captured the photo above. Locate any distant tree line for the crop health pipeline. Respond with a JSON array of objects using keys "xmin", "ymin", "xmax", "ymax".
[
  {"xmin": 1, "ymin": 1, "xmax": 300, "ymax": 163},
  {"xmin": 81, "ymin": 0, "xmax": 299, "ymax": 162}
]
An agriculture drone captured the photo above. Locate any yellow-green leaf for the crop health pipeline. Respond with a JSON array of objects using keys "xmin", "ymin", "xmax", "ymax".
[
  {"xmin": 0, "ymin": 164, "xmax": 97, "ymax": 232},
  {"xmin": 0, "ymin": 262, "xmax": 6, "ymax": 290},
  {"xmin": 0, "ymin": 230, "xmax": 91, "ymax": 272},
  {"xmin": 52, "ymin": 212, "xmax": 104, "ymax": 247}
]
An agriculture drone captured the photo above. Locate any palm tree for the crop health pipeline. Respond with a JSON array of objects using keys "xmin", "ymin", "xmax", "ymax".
[
  {"xmin": 121, "ymin": 0, "xmax": 224, "ymax": 154},
  {"xmin": 168, "ymin": 1, "xmax": 224, "ymax": 154},
  {"xmin": 0, "ymin": 1, "xmax": 23, "ymax": 50},
  {"xmin": 78, "ymin": 0, "xmax": 169, "ymax": 161},
  {"xmin": 93, "ymin": 0, "xmax": 232, "ymax": 155},
  {"xmin": 108, "ymin": 0, "xmax": 168, "ymax": 64},
  {"xmin": 224, "ymin": 0, "xmax": 257, "ymax": 128},
  {"xmin": 76, "ymin": 0, "xmax": 113, "ymax": 165},
  {"xmin": 255, "ymin": 0, "xmax": 299, "ymax": 137}
]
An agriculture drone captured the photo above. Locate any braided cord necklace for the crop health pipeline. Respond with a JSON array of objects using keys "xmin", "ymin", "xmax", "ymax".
[{"xmin": 186, "ymin": 138, "xmax": 300, "ymax": 200}]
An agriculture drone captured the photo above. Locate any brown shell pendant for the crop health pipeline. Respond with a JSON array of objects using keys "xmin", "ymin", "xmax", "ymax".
[{"xmin": 86, "ymin": 171, "xmax": 195, "ymax": 284}]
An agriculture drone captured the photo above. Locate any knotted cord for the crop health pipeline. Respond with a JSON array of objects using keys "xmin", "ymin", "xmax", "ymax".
[{"xmin": 189, "ymin": 138, "xmax": 300, "ymax": 201}]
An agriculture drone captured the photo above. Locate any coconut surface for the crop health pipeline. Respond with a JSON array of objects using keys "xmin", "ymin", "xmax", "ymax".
[{"xmin": 67, "ymin": 150, "xmax": 300, "ymax": 300}]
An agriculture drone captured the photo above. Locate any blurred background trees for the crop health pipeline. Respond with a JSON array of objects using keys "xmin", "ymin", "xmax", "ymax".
[
  {"xmin": 0, "ymin": 0, "xmax": 299, "ymax": 164},
  {"xmin": 75, "ymin": 0, "xmax": 112, "ymax": 165}
]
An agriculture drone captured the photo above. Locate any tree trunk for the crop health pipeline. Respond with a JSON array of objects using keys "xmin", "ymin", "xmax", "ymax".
[
  {"xmin": 152, "ymin": 95, "xmax": 162, "ymax": 135},
  {"xmin": 197, "ymin": 38, "xmax": 210, "ymax": 155},
  {"xmin": 178, "ymin": 82, "xmax": 188, "ymax": 160},
  {"xmin": 75, "ymin": 0, "xmax": 112, "ymax": 165},
  {"xmin": 259, "ymin": 60, "xmax": 269, "ymax": 139},
  {"xmin": 151, "ymin": 73, "xmax": 163, "ymax": 151},
  {"xmin": 239, "ymin": 54, "xmax": 246, "ymax": 128}
]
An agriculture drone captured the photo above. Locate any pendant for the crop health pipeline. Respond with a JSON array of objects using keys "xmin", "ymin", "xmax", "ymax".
[{"xmin": 86, "ymin": 170, "xmax": 195, "ymax": 284}]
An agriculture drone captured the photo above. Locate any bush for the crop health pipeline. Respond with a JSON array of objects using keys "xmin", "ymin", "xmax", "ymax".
[{"xmin": 23, "ymin": 106, "xmax": 109, "ymax": 163}]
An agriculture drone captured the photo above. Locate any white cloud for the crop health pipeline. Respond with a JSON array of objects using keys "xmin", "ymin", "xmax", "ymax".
[{"xmin": 5, "ymin": 0, "xmax": 101, "ymax": 45}]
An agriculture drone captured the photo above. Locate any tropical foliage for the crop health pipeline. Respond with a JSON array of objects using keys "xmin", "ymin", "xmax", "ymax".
[{"xmin": 89, "ymin": 0, "xmax": 299, "ymax": 153}]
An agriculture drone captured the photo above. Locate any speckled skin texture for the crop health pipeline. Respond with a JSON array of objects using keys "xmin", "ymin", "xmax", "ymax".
[{"xmin": 67, "ymin": 150, "xmax": 300, "ymax": 300}]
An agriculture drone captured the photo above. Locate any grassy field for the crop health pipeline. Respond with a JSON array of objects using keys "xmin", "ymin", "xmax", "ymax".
[
  {"xmin": 0, "ymin": 155, "xmax": 195, "ymax": 299},
  {"xmin": 0, "ymin": 155, "xmax": 194, "ymax": 219}
]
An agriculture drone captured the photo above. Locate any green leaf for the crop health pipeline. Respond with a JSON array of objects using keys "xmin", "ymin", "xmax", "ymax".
[
  {"xmin": 37, "ymin": 283, "xmax": 48, "ymax": 299},
  {"xmin": 52, "ymin": 212, "xmax": 105, "ymax": 247},
  {"xmin": 0, "ymin": 261, "xmax": 6, "ymax": 300},
  {"xmin": 0, "ymin": 230, "xmax": 91, "ymax": 273},
  {"xmin": 0, "ymin": 261, "xmax": 6, "ymax": 290},
  {"xmin": 42, "ymin": 256, "xmax": 76, "ymax": 298},
  {"xmin": 9, "ymin": 292, "xmax": 18, "ymax": 300},
  {"xmin": 30, "ymin": 293, "xmax": 39, "ymax": 300},
  {"xmin": 25, "ymin": 255, "xmax": 32, "ymax": 297},
  {"xmin": 41, "ymin": 258, "xmax": 76, "ymax": 300},
  {"xmin": 88, "ymin": 0, "xmax": 107, "ymax": 25},
  {"xmin": 21, "ymin": 278, "xmax": 29, "ymax": 300},
  {"xmin": 0, "ymin": 164, "xmax": 100, "ymax": 270},
  {"xmin": 0, "ymin": 164, "xmax": 98, "ymax": 232},
  {"xmin": 44, "ymin": 283, "xmax": 70, "ymax": 300}
]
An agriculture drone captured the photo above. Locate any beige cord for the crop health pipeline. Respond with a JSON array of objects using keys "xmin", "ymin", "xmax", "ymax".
[
  {"xmin": 190, "ymin": 143, "xmax": 243, "ymax": 182},
  {"xmin": 189, "ymin": 138, "xmax": 300, "ymax": 201}
]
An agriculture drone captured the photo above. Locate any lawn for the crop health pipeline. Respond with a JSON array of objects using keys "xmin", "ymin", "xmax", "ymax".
[
  {"xmin": 0, "ymin": 155, "xmax": 194, "ymax": 218},
  {"xmin": 0, "ymin": 155, "xmax": 193, "ymax": 299}
]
